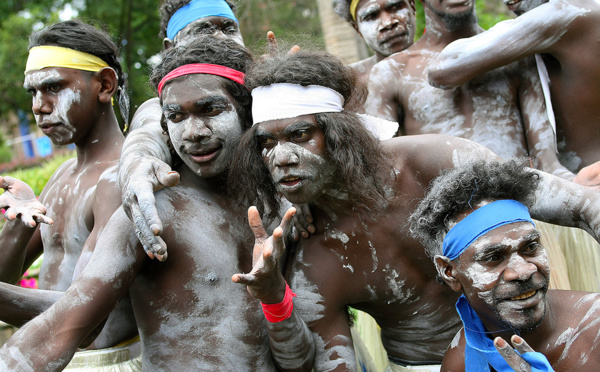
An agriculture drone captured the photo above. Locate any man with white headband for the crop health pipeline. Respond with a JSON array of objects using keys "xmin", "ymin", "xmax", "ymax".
[
  {"xmin": 0, "ymin": 36, "xmax": 315, "ymax": 371},
  {"xmin": 116, "ymin": 0, "xmax": 245, "ymax": 259},
  {"xmin": 410, "ymin": 159, "xmax": 600, "ymax": 371},
  {"xmin": 229, "ymin": 50, "xmax": 600, "ymax": 371},
  {"xmin": 0, "ymin": 20, "xmax": 142, "ymax": 370},
  {"xmin": 333, "ymin": 0, "xmax": 417, "ymax": 85}
]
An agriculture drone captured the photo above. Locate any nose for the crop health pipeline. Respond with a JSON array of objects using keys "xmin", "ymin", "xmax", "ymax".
[
  {"xmin": 380, "ymin": 12, "xmax": 400, "ymax": 31},
  {"xmin": 503, "ymin": 255, "xmax": 537, "ymax": 282},
  {"xmin": 183, "ymin": 118, "xmax": 212, "ymax": 142},
  {"xmin": 272, "ymin": 143, "xmax": 300, "ymax": 167},
  {"xmin": 32, "ymin": 92, "xmax": 52, "ymax": 116}
]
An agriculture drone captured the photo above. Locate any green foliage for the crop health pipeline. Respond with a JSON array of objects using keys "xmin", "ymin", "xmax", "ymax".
[
  {"xmin": 4, "ymin": 151, "xmax": 74, "ymax": 196},
  {"xmin": 237, "ymin": 0, "xmax": 324, "ymax": 53},
  {"xmin": 0, "ymin": 133, "xmax": 12, "ymax": 163}
]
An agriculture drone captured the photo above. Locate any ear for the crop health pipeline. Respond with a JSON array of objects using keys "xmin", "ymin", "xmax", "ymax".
[
  {"xmin": 96, "ymin": 67, "xmax": 119, "ymax": 104},
  {"xmin": 163, "ymin": 38, "xmax": 174, "ymax": 50},
  {"xmin": 434, "ymin": 255, "xmax": 462, "ymax": 292}
]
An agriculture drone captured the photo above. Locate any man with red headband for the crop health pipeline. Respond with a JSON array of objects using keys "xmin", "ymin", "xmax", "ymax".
[
  {"xmin": 116, "ymin": 0, "xmax": 244, "ymax": 259},
  {"xmin": 0, "ymin": 36, "xmax": 315, "ymax": 371}
]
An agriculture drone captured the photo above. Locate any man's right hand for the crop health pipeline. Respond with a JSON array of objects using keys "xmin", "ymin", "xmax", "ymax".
[
  {"xmin": 119, "ymin": 155, "xmax": 179, "ymax": 261},
  {"xmin": 0, "ymin": 176, "xmax": 53, "ymax": 227},
  {"xmin": 232, "ymin": 206, "xmax": 295, "ymax": 304}
]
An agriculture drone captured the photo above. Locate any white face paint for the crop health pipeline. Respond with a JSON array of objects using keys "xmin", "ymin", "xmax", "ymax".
[
  {"xmin": 24, "ymin": 69, "xmax": 82, "ymax": 145},
  {"xmin": 162, "ymin": 75, "xmax": 243, "ymax": 178},
  {"xmin": 356, "ymin": 0, "xmax": 415, "ymax": 58},
  {"xmin": 174, "ymin": 16, "xmax": 244, "ymax": 47}
]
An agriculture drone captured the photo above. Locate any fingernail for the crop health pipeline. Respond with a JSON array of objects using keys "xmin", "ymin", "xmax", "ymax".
[
  {"xmin": 302, "ymin": 232, "xmax": 308, "ymax": 238},
  {"xmin": 494, "ymin": 337, "xmax": 507, "ymax": 348},
  {"xmin": 147, "ymin": 251, "xmax": 155, "ymax": 259},
  {"xmin": 512, "ymin": 335, "xmax": 523, "ymax": 345},
  {"xmin": 167, "ymin": 171, "xmax": 177, "ymax": 175},
  {"xmin": 308, "ymin": 226, "xmax": 316, "ymax": 233},
  {"xmin": 150, "ymin": 225, "xmax": 160, "ymax": 235}
]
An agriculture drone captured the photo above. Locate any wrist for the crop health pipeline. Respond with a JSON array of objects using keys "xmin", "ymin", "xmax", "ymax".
[{"xmin": 261, "ymin": 282, "xmax": 297, "ymax": 323}]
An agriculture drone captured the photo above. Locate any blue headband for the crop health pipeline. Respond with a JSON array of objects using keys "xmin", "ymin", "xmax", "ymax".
[
  {"xmin": 443, "ymin": 200, "xmax": 535, "ymax": 260},
  {"xmin": 166, "ymin": 0, "xmax": 238, "ymax": 40}
]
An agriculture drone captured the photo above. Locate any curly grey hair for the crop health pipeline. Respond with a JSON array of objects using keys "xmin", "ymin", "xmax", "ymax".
[{"xmin": 409, "ymin": 159, "xmax": 540, "ymax": 259}]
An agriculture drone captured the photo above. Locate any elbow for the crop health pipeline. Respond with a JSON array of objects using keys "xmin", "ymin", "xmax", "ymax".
[{"xmin": 428, "ymin": 66, "xmax": 460, "ymax": 90}]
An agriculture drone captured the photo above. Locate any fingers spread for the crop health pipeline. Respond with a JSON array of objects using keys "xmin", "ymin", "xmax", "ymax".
[{"xmin": 494, "ymin": 337, "xmax": 531, "ymax": 372}]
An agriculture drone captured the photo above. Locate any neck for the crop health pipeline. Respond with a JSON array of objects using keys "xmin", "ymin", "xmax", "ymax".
[
  {"xmin": 74, "ymin": 104, "xmax": 124, "ymax": 167},
  {"xmin": 178, "ymin": 165, "xmax": 230, "ymax": 195},
  {"xmin": 421, "ymin": 7, "xmax": 481, "ymax": 47}
]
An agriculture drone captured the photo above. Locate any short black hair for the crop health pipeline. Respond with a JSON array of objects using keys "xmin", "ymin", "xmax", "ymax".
[
  {"xmin": 409, "ymin": 159, "xmax": 541, "ymax": 258},
  {"xmin": 29, "ymin": 20, "xmax": 129, "ymax": 125},
  {"xmin": 159, "ymin": 0, "xmax": 238, "ymax": 39},
  {"xmin": 150, "ymin": 35, "xmax": 252, "ymax": 168}
]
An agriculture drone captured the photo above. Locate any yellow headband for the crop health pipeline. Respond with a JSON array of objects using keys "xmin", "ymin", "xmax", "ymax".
[
  {"xmin": 25, "ymin": 45, "xmax": 109, "ymax": 75},
  {"xmin": 350, "ymin": 0, "xmax": 361, "ymax": 21}
]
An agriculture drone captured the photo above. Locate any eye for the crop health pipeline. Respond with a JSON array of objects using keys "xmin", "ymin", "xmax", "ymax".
[
  {"xmin": 48, "ymin": 84, "xmax": 61, "ymax": 93},
  {"xmin": 292, "ymin": 130, "xmax": 310, "ymax": 142},
  {"xmin": 522, "ymin": 242, "xmax": 540, "ymax": 254},
  {"xmin": 224, "ymin": 26, "xmax": 238, "ymax": 34},
  {"xmin": 482, "ymin": 254, "xmax": 503, "ymax": 265},
  {"xmin": 202, "ymin": 105, "xmax": 225, "ymax": 116},
  {"xmin": 259, "ymin": 138, "xmax": 276, "ymax": 150},
  {"xmin": 166, "ymin": 112, "xmax": 185, "ymax": 122},
  {"xmin": 27, "ymin": 89, "xmax": 36, "ymax": 96}
]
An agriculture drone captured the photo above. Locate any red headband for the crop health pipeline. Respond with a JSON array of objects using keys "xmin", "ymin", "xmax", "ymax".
[{"xmin": 157, "ymin": 63, "xmax": 245, "ymax": 97}]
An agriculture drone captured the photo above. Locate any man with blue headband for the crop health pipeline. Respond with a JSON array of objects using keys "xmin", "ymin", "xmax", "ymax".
[{"xmin": 410, "ymin": 159, "xmax": 600, "ymax": 371}]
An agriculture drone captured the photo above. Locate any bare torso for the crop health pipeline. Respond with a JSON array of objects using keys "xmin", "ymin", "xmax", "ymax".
[
  {"xmin": 125, "ymin": 170, "xmax": 278, "ymax": 370},
  {"xmin": 367, "ymin": 42, "xmax": 546, "ymax": 160}
]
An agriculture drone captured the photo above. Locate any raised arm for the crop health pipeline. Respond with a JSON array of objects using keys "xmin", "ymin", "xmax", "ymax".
[
  {"xmin": 232, "ymin": 207, "xmax": 315, "ymax": 371},
  {"xmin": 119, "ymin": 98, "xmax": 179, "ymax": 260},
  {"xmin": 517, "ymin": 57, "xmax": 575, "ymax": 181},
  {"xmin": 0, "ymin": 208, "xmax": 145, "ymax": 371},
  {"xmin": 429, "ymin": 0, "xmax": 586, "ymax": 88}
]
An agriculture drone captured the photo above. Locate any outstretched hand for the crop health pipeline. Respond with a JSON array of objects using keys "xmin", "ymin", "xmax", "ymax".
[
  {"xmin": 119, "ymin": 155, "xmax": 179, "ymax": 261},
  {"xmin": 232, "ymin": 206, "xmax": 296, "ymax": 304},
  {"xmin": 573, "ymin": 161, "xmax": 600, "ymax": 191},
  {"xmin": 0, "ymin": 176, "xmax": 53, "ymax": 227}
]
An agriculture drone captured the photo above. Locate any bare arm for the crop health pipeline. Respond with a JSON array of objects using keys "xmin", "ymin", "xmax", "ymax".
[
  {"xmin": 517, "ymin": 58, "xmax": 575, "ymax": 181},
  {"xmin": 0, "ymin": 222, "xmax": 41, "ymax": 284},
  {"xmin": 232, "ymin": 207, "xmax": 315, "ymax": 371},
  {"xmin": 0, "ymin": 208, "xmax": 144, "ymax": 371},
  {"xmin": 119, "ymin": 98, "xmax": 179, "ymax": 260},
  {"xmin": 429, "ymin": 0, "xmax": 586, "ymax": 88}
]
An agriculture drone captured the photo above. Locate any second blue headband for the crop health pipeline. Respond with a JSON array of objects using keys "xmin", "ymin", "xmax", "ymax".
[{"xmin": 167, "ymin": 0, "xmax": 238, "ymax": 40}]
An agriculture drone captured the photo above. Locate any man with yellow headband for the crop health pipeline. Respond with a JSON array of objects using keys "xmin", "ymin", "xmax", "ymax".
[
  {"xmin": 333, "ymin": 0, "xmax": 417, "ymax": 85},
  {"xmin": 410, "ymin": 159, "xmax": 600, "ymax": 371},
  {"xmin": 0, "ymin": 20, "xmax": 141, "ymax": 371}
]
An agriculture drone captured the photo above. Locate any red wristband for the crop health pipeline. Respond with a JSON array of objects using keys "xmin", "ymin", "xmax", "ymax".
[{"xmin": 261, "ymin": 282, "xmax": 297, "ymax": 323}]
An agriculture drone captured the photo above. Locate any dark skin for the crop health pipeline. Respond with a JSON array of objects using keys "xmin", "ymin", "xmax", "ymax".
[
  {"xmin": 347, "ymin": 0, "xmax": 417, "ymax": 85},
  {"xmin": 234, "ymin": 114, "xmax": 600, "ymax": 370},
  {"xmin": 0, "ymin": 75, "xmax": 314, "ymax": 371},
  {"xmin": 429, "ymin": 0, "xmax": 600, "ymax": 178},
  {"xmin": 365, "ymin": 0, "xmax": 579, "ymax": 183},
  {"xmin": 437, "ymin": 220, "xmax": 600, "ymax": 371},
  {"xmin": 0, "ymin": 66, "xmax": 137, "ymax": 349}
]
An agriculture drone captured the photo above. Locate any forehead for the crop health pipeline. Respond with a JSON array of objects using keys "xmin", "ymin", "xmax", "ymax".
[
  {"xmin": 179, "ymin": 15, "xmax": 237, "ymax": 31},
  {"xmin": 23, "ymin": 67, "xmax": 83, "ymax": 88},
  {"xmin": 357, "ymin": 0, "xmax": 410, "ymax": 12},
  {"xmin": 467, "ymin": 222, "xmax": 537, "ymax": 253},
  {"xmin": 255, "ymin": 114, "xmax": 319, "ymax": 135},
  {"xmin": 161, "ymin": 74, "xmax": 232, "ymax": 104}
]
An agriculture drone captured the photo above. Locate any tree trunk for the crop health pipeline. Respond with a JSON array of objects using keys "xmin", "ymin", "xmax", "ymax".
[{"xmin": 315, "ymin": 0, "xmax": 369, "ymax": 64}]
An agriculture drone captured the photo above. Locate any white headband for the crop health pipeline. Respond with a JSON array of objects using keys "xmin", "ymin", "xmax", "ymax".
[{"xmin": 251, "ymin": 83, "xmax": 344, "ymax": 125}]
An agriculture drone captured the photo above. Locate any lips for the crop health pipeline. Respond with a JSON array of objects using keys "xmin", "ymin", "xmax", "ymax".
[
  {"xmin": 510, "ymin": 290, "xmax": 536, "ymax": 301},
  {"xmin": 279, "ymin": 175, "xmax": 302, "ymax": 187},
  {"xmin": 186, "ymin": 145, "xmax": 221, "ymax": 163},
  {"xmin": 38, "ymin": 123, "xmax": 60, "ymax": 134}
]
